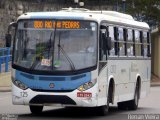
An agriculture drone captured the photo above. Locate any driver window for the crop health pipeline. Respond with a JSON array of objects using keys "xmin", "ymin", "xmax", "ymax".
[{"xmin": 108, "ymin": 26, "xmax": 118, "ymax": 57}]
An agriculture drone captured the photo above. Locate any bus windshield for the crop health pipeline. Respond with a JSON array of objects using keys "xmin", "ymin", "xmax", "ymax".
[{"xmin": 13, "ymin": 20, "xmax": 97, "ymax": 72}]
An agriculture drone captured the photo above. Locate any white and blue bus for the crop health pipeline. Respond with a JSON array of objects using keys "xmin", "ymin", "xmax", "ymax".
[{"xmin": 6, "ymin": 8, "xmax": 151, "ymax": 115}]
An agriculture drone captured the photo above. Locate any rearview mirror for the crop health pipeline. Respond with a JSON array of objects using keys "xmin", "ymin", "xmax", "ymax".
[
  {"xmin": 102, "ymin": 33, "xmax": 107, "ymax": 54},
  {"xmin": 5, "ymin": 22, "xmax": 17, "ymax": 47},
  {"xmin": 102, "ymin": 33, "xmax": 112, "ymax": 51},
  {"xmin": 106, "ymin": 37, "xmax": 112, "ymax": 50}
]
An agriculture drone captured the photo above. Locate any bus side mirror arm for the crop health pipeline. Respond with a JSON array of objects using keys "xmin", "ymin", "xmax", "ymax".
[{"xmin": 5, "ymin": 22, "xmax": 17, "ymax": 47}]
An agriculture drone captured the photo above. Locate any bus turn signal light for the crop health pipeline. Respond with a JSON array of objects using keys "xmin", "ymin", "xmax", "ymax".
[{"xmin": 77, "ymin": 78, "xmax": 97, "ymax": 91}]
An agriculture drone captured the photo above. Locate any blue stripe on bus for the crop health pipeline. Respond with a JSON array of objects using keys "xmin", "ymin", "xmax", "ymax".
[{"xmin": 15, "ymin": 70, "xmax": 91, "ymax": 91}]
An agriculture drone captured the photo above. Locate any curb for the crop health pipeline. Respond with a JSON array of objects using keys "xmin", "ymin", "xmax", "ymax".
[
  {"xmin": 0, "ymin": 89, "xmax": 11, "ymax": 92},
  {"xmin": 0, "ymin": 71, "xmax": 11, "ymax": 92},
  {"xmin": 151, "ymin": 83, "xmax": 160, "ymax": 87},
  {"xmin": 0, "ymin": 87, "xmax": 11, "ymax": 92}
]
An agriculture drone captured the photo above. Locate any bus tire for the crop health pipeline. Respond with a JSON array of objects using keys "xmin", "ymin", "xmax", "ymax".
[
  {"xmin": 98, "ymin": 84, "xmax": 112, "ymax": 116},
  {"xmin": 118, "ymin": 82, "xmax": 139, "ymax": 110},
  {"xmin": 127, "ymin": 82, "xmax": 139, "ymax": 110},
  {"xmin": 117, "ymin": 101, "xmax": 128, "ymax": 110},
  {"xmin": 98, "ymin": 105, "xmax": 108, "ymax": 116},
  {"xmin": 30, "ymin": 105, "xmax": 43, "ymax": 114}
]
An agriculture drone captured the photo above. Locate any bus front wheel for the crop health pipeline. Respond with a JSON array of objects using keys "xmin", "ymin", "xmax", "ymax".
[
  {"xmin": 29, "ymin": 105, "xmax": 43, "ymax": 114},
  {"xmin": 98, "ymin": 83, "xmax": 113, "ymax": 116}
]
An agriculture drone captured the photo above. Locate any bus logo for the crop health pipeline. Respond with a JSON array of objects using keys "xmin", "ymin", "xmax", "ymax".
[{"xmin": 49, "ymin": 83, "xmax": 55, "ymax": 88}]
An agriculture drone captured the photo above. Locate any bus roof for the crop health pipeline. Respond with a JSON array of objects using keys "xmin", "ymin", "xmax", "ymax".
[{"xmin": 18, "ymin": 8, "xmax": 149, "ymax": 30}]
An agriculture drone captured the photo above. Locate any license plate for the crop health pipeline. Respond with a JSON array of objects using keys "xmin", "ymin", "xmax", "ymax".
[{"xmin": 77, "ymin": 92, "xmax": 92, "ymax": 97}]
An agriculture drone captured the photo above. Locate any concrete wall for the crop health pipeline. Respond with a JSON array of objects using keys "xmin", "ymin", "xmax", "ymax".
[
  {"xmin": 151, "ymin": 31, "xmax": 160, "ymax": 77},
  {"xmin": 0, "ymin": 0, "xmax": 63, "ymax": 46}
]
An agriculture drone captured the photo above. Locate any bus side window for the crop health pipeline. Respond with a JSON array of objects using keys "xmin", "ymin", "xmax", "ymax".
[
  {"xmin": 142, "ymin": 31, "xmax": 151, "ymax": 58},
  {"xmin": 147, "ymin": 32, "xmax": 151, "ymax": 57},
  {"xmin": 114, "ymin": 27, "xmax": 119, "ymax": 56},
  {"xmin": 127, "ymin": 29, "xmax": 134, "ymax": 56},
  {"xmin": 135, "ymin": 30, "xmax": 141, "ymax": 57},
  {"xmin": 108, "ymin": 26, "xmax": 117, "ymax": 57},
  {"xmin": 140, "ymin": 31, "xmax": 144, "ymax": 56},
  {"xmin": 118, "ymin": 27, "xmax": 125, "ymax": 56},
  {"xmin": 132, "ymin": 30, "xmax": 136, "ymax": 56},
  {"xmin": 143, "ymin": 32, "xmax": 148, "ymax": 57},
  {"xmin": 123, "ymin": 28, "xmax": 127, "ymax": 56}
]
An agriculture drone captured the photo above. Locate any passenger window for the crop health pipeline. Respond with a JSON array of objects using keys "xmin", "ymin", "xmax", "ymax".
[
  {"xmin": 143, "ymin": 32, "xmax": 148, "ymax": 44},
  {"xmin": 119, "ymin": 42, "xmax": 125, "ymax": 56},
  {"xmin": 135, "ymin": 44, "xmax": 141, "ymax": 56},
  {"xmin": 144, "ymin": 44, "xmax": 148, "ymax": 57},
  {"xmin": 127, "ymin": 29, "xmax": 134, "ymax": 56},
  {"xmin": 108, "ymin": 26, "xmax": 118, "ymax": 57},
  {"xmin": 119, "ymin": 28, "xmax": 125, "ymax": 56},
  {"xmin": 140, "ymin": 31, "xmax": 144, "ymax": 56},
  {"xmin": 147, "ymin": 32, "xmax": 151, "ymax": 57},
  {"xmin": 135, "ymin": 30, "xmax": 140, "ymax": 43},
  {"xmin": 119, "ymin": 28, "xmax": 123, "ymax": 41},
  {"xmin": 135, "ymin": 30, "xmax": 141, "ymax": 56},
  {"xmin": 128, "ymin": 29, "xmax": 133, "ymax": 41},
  {"xmin": 109, "ymin": 26, "xmax": 114, "ymax": 41}
]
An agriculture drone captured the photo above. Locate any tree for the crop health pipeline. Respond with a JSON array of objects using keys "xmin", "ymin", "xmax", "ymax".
[{"xmin": 126, "ymin": 0, "xmax": 160, "ymax": 28}]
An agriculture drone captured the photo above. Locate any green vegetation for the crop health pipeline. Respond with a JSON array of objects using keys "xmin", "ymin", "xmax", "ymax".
[
  {"xmin": 81, "ymin": 0, "xmax": 160, "ymax": 28},
  {"xmin": 126, "ymin": 0, "xmax": 160, "ymax": 27}
]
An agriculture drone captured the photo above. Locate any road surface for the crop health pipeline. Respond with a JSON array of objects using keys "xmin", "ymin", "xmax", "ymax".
[{"xmin": 0, "ymin": 87, "xmax": 160, "ymax": 120}]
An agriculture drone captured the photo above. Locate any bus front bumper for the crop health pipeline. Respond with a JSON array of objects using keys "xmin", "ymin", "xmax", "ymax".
[{"xmin": 12, "ymin": 83, "xmax": 98, "ymax": 107}]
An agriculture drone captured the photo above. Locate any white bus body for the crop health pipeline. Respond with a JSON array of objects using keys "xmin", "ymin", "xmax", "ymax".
[{"xmin": 11, "ymin": 8, "xmax": 151, "ymax": 115}]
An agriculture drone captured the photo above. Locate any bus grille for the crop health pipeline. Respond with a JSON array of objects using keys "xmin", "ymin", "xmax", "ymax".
[{"xmin": 29, "ymin": 95, "xmax": 76, "ymax": 105}]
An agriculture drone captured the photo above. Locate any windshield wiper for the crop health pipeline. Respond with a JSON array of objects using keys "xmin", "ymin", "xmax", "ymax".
[
  {"xmin": 51, "ymin": 20, "xmax": 57, "ymax": 70},
  {"xmin": 30, "ymin": 28, "xmax": 55, "ymax": 70},
  {"xmin": 57, "ymin": 32, "xmax": 76, "ymax": 70},
  {"xmin": 48, "ymin": 31, "xmax": 53, "ymax": 59}
]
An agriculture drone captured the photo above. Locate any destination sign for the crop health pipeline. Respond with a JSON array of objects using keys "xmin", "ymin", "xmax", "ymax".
[{"xmin": 34, "ymin": 21, "xmax": 80, "ymax": 29}]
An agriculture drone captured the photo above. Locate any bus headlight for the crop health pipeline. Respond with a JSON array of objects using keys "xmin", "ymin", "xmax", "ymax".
[
  {"xmin": 78, "ymin": 78, "xmax": 97, "ymax": 91},
  {"xmin": 12, "ymin": 77, "xmax": 28, "ymax": 90}
]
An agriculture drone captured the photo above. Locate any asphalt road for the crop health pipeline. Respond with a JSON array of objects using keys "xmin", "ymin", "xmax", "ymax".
[{"xmin": 0, "ymin": 87, "xmax": 160, "ymax": 120}]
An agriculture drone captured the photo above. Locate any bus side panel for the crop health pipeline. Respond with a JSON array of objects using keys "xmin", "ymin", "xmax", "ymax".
[
  {"xmin": 140, "ymin": 60, "xmax": 151, "ymax": 98},
  {"xmin": 107, "ymin": 59, "xmax": 135, "ymax": 103},
  {"xmin": 12, "ymin": 68, "xmax": 24, "ymax": 105},
  {"xmin": 107, "ymin": 59, "xmax": 150, "ymax": 103},
  {"xmin": 97, "ymin": 63, "xmax": 108, "ymax": 106}
]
